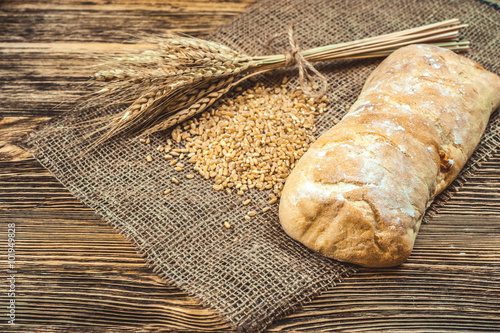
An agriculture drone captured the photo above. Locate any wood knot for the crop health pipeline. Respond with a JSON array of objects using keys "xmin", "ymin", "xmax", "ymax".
[{"xmin": 438, "ymin": 150, "xmax": 453, "ymax": 172}]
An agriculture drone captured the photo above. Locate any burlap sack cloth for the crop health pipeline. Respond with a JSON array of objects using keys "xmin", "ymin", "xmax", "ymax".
[{"xmin": 21, "ymin": 0, "xmax": 499, "ymax": 331}]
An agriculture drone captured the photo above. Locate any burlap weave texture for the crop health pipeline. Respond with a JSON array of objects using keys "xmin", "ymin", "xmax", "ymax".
[{"xmin": 23, "ymin": 0, "xmax": 499, "ymax": 331}]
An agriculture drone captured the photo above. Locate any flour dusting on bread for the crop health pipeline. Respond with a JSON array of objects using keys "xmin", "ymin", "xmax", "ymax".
[{"xmin": 280, "ymin": 44, "xmax": 500, "ymax": 267}]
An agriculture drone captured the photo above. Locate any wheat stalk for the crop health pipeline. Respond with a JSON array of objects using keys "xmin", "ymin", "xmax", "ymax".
[{"xmin": 75, "ymin": 19, "xmax": 469, "ymax": 152}]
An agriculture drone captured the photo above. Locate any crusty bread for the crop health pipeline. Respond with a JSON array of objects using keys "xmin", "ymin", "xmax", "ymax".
[{"xmin": 279, "ymin": 44, "xmax": 500, "ymax": 267}]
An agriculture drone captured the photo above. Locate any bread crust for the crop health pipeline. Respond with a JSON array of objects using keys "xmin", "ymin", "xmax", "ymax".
[{"xmin": 279, "ymin": 44, "xmax": 500, "ymax": 267}]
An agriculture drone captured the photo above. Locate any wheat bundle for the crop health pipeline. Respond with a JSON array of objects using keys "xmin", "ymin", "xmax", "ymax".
[{"xmin": 77, "ymin": 19, "xmax": 469, "ymax": 151}]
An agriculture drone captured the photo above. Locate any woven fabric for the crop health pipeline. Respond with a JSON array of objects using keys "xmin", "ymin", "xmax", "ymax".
[{"xmin": 22, "ymin": 0, "xmax": 499, "ymax": 331}]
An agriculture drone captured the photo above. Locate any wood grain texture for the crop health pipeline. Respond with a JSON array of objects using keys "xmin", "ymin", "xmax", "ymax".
[{"xmin": 1, "ymin": 0, "xmax": 500, "ymax": 332}]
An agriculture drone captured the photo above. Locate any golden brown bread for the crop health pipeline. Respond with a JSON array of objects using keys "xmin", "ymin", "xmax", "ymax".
[{"xmin": 279, "ymin": 44, "xmax": 500, "ymax": 267}]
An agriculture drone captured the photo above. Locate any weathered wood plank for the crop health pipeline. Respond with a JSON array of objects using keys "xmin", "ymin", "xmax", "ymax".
[
  {"xmin": 2, "ymin": 154, "xmax": 499, "ymax": 212},
  {"xmin": 1, "ymin": 209, "xmax": 499, "ymax": 331},
  {"xmin": 1, "ymin": 0, "xmax": 251, "ymax": 43},
  {"xmin": 0, "ymin": 0, "xmax": 253, "ymax": 117},
  {"xmin": 0, "ymin": 208, "xmax": 232, "ymax": 331},
  {"xmin": 0, "ymin": 1, "xmax": 255, "ymax": 331},
  {"xmin": 1, "ymin": 152, "xmax": 499, "ymax": 330}
]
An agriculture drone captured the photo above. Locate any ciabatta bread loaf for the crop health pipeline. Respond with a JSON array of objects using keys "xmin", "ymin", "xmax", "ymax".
[{"xmin": 279, "ymin": 44, "xmax": 500, "ymax": 267}]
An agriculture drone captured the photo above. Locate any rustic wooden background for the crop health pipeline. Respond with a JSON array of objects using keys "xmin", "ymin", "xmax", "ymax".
[{"xmin": 1, "ymin": 0, "xmax": 500, "ymax": 331}]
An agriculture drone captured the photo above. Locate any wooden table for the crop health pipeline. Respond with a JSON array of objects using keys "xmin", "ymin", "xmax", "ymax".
[{"xmin": 1, "ymin": 1, "xmax": 500, "ymax": 331}]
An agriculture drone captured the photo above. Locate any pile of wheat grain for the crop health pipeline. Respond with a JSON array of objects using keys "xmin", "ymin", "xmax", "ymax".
[{"xmin": 165, "ymin": 80, "xmax": 328, "ymax": 202}]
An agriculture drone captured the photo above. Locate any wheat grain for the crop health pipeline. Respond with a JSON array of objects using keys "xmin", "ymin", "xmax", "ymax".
[{"xmin": 174, "ymin": 82, "xmax": 323, "ymax": 198}]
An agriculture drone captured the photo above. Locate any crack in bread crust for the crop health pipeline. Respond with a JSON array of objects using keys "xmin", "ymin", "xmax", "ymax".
[
  {"xmin": 355, "ymin": 131, "xmax": 411, "ymax": 158},
  {"xmin": 314, "ymin": 179, "xmax": 371, "ymax": 188},
  {"xmin": 358, "ymin": 94, "xmax": 462, "ymax": 149},
  {"xmin": 313, "ymin": 137, "xmax": 432, "ymax": 205},
  {"xmin": 359, "ymin": 193, "xmax": 385, "ymax": 253}
]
